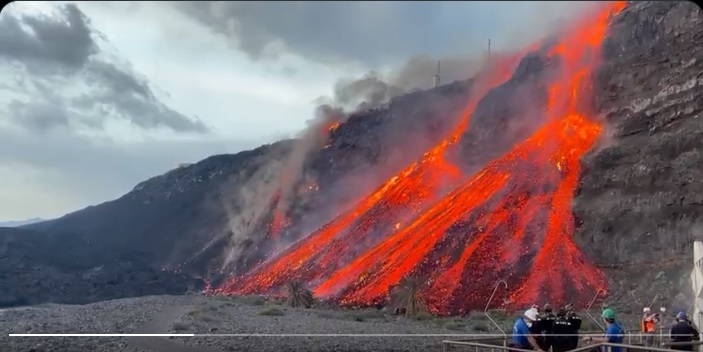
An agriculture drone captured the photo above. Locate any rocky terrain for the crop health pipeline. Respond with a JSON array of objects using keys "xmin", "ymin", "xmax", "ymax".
[
  {"xmin": 0, "ymin": 227, "xmax": 195, "ymax": 308},
  {"xmin": 0, "ymin": 0, "xmax": 700, "ymax": 320},
  {"xmin": 0, "ymin": 294, "xmax": 633, "ymax": 352},
  {"xmin": 575, "ymin": 0, "xmax": 703, "ymax": 309}
]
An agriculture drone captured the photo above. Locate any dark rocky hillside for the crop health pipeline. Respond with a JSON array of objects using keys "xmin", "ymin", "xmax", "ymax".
[
  {"xmin": 2, "ymin": 0, "xmax": 701, "ymax": 310},
  {"xmin": 3, "ymin": 78, "xmax": 477, "ymax": 306},
  {"xmin": 0, "ymin": 227, "xmax": 195, "ymax": 307},
  {"xmin": 574, "ymin": 0, "xmax": 703, "ymax": 309}
]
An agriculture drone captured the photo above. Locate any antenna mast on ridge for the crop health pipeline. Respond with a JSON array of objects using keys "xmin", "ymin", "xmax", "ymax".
[
  {"xmin": 433, "ymin": 60, "xmax": 441, "ymax": 88},
  {"xmin": 488, "ymin": 39, "xmax": 492, "ymax": 61}
]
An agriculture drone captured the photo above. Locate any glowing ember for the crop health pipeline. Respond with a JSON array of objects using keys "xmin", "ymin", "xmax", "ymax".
[
  {"xmin": 217, "ymin": 1, "xmax": 626, "ymax": 314},
  {"xmin": 328, "ymin": 122, "xmax": 341, "ymax": 132},
  {"xmin": 266, "ymin": 189, "xmax": 288, "ymax": 239}
]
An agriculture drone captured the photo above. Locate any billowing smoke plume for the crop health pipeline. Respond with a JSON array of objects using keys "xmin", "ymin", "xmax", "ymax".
[
  {"xmin": 220, "ymin": 146, "xmax": 289, "ymax": 269},
  {"xmin": 318, "ymin": 55, "xmax": 484, "ymax": 112},
  {"xmin": 219, "ymin": 105, "xmax": 344, "ymax": 270}
]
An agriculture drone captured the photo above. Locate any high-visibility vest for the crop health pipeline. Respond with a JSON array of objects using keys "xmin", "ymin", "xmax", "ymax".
[{"xmin": 641, "ymin": 318, "xmax": 656, "ymax": 332}]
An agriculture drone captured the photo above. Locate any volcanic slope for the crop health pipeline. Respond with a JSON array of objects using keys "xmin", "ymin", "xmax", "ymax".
[
  {"xmin": 219, "ymin": 2, "xmax": 627, "ymax": 314},
  {"xmin": 3, "ymin": 0, "xmax": 700, "ymax": 312},
  {"xmin": 3, "ymin": 67, "xmax": 483, "ymax": 306},
  {"xmin": 576, "ymin": 0, "xmax": 703, "ymax": 309}
]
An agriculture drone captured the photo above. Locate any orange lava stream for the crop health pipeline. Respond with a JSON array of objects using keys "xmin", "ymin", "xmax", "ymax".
[
  {"xmin": 314, "ymin": 169, "xmax": 510, "ymax": 299},
  {"xmin": 219, "ymin": 50, "xmax": 525, "ymax": 295}
]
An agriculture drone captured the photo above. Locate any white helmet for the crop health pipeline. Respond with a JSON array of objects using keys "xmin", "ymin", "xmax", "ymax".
[
  {"xmin": 643, "ymin": 307, "xmax": 651, "ymax": 313},
  {"xmin": 524, "ymin": 308, "xmax": 538, "ymax": 321}
]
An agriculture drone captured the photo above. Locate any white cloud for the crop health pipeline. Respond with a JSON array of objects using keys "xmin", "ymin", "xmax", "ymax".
[
  {"xmin": 0, "ymin": 1, "xmax": 348, "ymax": 220},
  {"xmin": 73, "ymin": 1, "xmax": 357, "ymax": 139}
]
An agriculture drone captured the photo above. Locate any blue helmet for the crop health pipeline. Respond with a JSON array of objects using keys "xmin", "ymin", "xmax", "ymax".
[{"xmin": 677, "ymin": 311, "xmax": 688, "ymax": 320}]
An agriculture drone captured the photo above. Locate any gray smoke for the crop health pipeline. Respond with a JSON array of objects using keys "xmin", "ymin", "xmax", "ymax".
[
  {"xmin": 219, "ymin": 105, "xmax": 345, "ymax": 269},
  {"xmin": 317, "ymin": 55, "xmax": 485, "ymax": 113}
]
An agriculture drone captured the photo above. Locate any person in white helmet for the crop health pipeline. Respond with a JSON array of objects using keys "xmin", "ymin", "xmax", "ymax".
[
  {"xmin": 641, "ymin": 307, "xmax": 660, "ymax": 347},
  {"xmin": 511, "ymin": 308, "xmax": 546, "ymax": 351}
]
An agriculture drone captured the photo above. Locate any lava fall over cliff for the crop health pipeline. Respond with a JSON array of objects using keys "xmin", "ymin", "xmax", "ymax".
[{"xmin": 218, "ymin": 1, "xmax": 627, "ymax": 314}]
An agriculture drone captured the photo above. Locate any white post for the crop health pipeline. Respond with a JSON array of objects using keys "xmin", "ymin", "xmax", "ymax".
[{"xmin": 691, "ymin": 241, "xmax": 703, "ymax": 352}]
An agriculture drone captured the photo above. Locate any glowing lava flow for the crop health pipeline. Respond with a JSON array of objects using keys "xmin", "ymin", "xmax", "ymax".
[
  {"xmin": 218, "ymin": 52, "xmax": 525, "ymax": 295},
  {"xmin": 219, "ymin": 1, "xmax": 627, "ymax": 313}
]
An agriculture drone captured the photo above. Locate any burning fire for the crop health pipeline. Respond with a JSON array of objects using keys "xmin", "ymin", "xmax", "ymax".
[{"xmin": 217, "ymin": 1, "xmax": 626, "ymax": 314}]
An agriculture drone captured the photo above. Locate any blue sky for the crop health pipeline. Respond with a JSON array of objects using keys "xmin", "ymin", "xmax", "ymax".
[{"xmin": 0, "ymin": 1, "xmax": 592, "ymax": 220}]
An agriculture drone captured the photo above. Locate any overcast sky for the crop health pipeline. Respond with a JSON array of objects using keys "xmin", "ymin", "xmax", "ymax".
[{"xmin": 0, "ymin": 1, "xmax": 590, "ymax": 221}]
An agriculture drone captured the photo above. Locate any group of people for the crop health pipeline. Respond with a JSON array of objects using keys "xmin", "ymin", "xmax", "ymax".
[
  {"xmin": 510, "ymin": 304, "xmax": 701, "ymax": 352},
  {"xmin": 511, "ymin": 304, "xmax": 584, "ymax": 352}
]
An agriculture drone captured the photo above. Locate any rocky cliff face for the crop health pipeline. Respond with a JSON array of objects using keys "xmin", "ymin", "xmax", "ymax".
[
  {"xmin": 574, "ymin": 0, "xmax": 703, "ymax": 309},
  {"xmin": 4, "ymin": 1, "xmax": 701, "ymax": 310}
]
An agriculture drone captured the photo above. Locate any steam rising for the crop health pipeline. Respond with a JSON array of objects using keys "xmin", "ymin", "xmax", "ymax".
[{"xmin": 220, "ymin": 106, "xmax": 343, "ymax": 270}]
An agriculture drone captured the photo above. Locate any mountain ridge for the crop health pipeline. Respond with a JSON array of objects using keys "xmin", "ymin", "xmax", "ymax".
[{"xmin": 0, "ymin": 218, "xmax": 45, "ymax": 228}]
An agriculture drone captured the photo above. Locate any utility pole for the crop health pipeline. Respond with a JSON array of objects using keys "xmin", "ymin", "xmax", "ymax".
[
  {"xmin": 433, "ymin": 60, "xmax": 441, "ymax": 88},
  {"xmin": 488, "ymin": 39, "xmax": 492, "ymax": 61}
]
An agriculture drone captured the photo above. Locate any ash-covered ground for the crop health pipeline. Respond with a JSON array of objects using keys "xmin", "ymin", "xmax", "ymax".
[{"xmin": 2, "ymin": 294, "xmax": 642, "ymax": 352}]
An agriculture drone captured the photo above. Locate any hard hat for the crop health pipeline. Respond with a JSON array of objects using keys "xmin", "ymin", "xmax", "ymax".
[
  {"xmin": 677, "ymin": 311, "xmax": 688, "ymax": 320},
  {"xmin": 643, "ymin": 307, "xmax": 651, "ymax": 313},
  {"xmin": 524, "ymin": 308, "xmax": 538, "ymax": 321},
  {"xmin": 602, "ymin": 308, "xmax": 616, "ymax": 320}
]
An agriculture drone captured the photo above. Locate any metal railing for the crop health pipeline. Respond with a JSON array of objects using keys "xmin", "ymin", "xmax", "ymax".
[
  {"xmin": 622, "ymin": 327, "xmax": 669, "ymax": 346},
  {"xmin": 442, "ymin": 338, "xmax": 697, "ymax": 352},
  {"xmin": 662, "ymin": 340, "xmax": 703, "ymax": 348},
  {"xmin": 586, "ymin": 289, "xmax": 607, "ymax": 332},
  {"xmin": 441, "ymin": 327, "xmax": 701, "ymax": 352},
  {"xmin": 485, "ymin": 280, "xmax": 509, "ymax": 346}
]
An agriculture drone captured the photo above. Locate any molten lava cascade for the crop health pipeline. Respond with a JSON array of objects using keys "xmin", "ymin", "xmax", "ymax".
[
  {"xmin": 218, "ymin": 52, "xmax": 524, "ymax": 295},
  {"xmin": 218, "ymin": 1, "xmax": 627, "ymax": 314}
]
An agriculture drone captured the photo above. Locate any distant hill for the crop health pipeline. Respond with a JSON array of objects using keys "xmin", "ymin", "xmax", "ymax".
[{"xmin": 0, "ymin": 218, "xmax": 45, "ymax": 228}]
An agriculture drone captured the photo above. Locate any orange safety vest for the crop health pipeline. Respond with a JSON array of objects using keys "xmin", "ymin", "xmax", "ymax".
[{"xmin": 640, "ymin": 317, "xmax": 656, "ymax": 332}]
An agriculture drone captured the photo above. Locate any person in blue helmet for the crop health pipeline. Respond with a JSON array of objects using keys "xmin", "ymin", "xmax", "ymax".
[
  {"xmin": 511, "ymin": 308, "xmax": 546, "ymax": 351},
  {"xmin": 582, "ymin": 308, "xmax": 624, "ymax": 352},
  {"xmin": 669, "ymin": 311, "xmax": 700, "ymax": 351}
]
